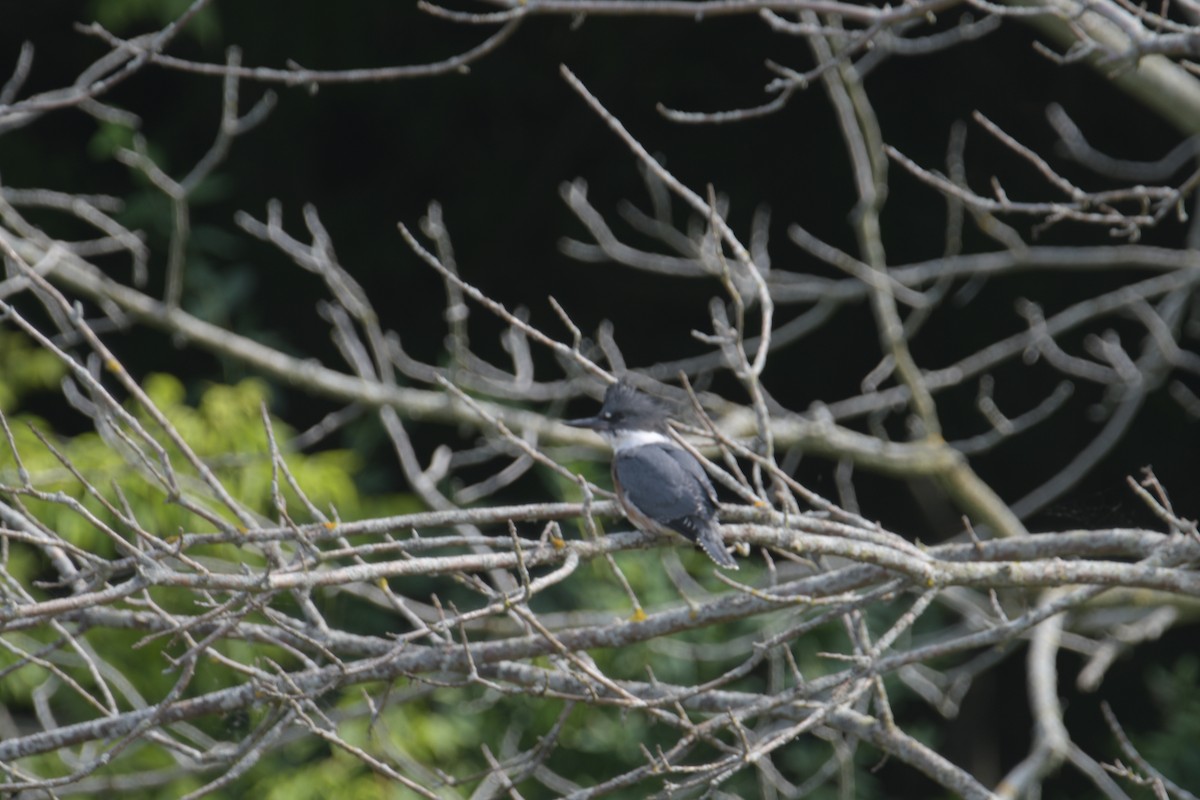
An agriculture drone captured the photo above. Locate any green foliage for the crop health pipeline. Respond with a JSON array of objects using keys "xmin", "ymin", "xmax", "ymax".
[
  {"xmin": 0, "ymin": 352, "xmax": 441, "ymax": 795},
  {"xmin": 86, "ymin": 0, "xmax": 222, "ymax": 45},
  {"xmin": 86, "ymin": 120, "xmax": 137, "ymax": 162},
  {"xmin": 0, "ymin": 331, "xmax": 65, "ymax": 413},
  {"xmin": 0, "ymin": 371, "xmax": 365, "ymax": 556},
  {"xmin": 1141, "ymin": 653, "xmax": 1200, "ymax": 790}
]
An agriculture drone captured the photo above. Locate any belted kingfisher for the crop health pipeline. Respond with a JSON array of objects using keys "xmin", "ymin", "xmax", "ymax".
[{"xmin": 567, "ymin": 381, "xmax": 738, "ymax": 570}]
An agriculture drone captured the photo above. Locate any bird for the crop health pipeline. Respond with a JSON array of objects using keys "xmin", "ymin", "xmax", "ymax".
[{"xmin": 566, "ymin": 380, "xmax": 738, "ymax": 570}]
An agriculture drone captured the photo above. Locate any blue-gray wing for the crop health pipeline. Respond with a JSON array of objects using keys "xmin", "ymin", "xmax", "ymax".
[
  {"xmin": 614, "ymin": 444, "xmax": 717, "ymax": 534},
  {"xmin": 615, "ymin": 443, "xmax": 738, "ymax": 569},
  {"xmin": 664, "ymin": 443, "xmax": 720, "ymax": 506}
]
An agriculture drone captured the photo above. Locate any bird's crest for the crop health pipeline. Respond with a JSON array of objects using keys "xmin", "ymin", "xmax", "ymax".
[{"xmin": 599, "ymin": 380, "xmax": 675, "ymax": 430}]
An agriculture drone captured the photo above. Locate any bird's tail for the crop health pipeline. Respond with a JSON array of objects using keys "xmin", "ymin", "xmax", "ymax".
[{"xmin": 697, "ymin": 522, "xmax": 739, "ymax": 570}]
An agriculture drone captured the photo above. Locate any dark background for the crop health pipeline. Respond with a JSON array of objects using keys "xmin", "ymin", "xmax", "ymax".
[{"xmin": 9, "ymin": 1, "xmax": 1187, "ymax": 522}]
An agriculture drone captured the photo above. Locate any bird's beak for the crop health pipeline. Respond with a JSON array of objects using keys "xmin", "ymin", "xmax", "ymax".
[{"xmin": 564, "ymin": 415, "xmax": 604, "ymax": 430}]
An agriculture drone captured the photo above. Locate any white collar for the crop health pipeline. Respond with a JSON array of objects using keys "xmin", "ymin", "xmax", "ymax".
[{"xmin": 609, "ymin": 428, "xmax": 671, "ymax": 452}]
